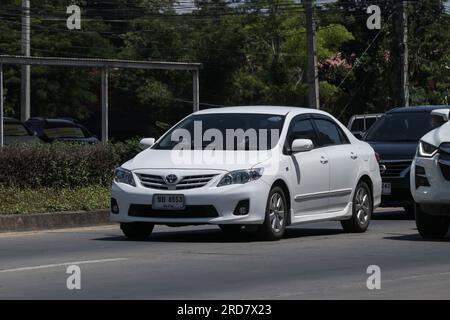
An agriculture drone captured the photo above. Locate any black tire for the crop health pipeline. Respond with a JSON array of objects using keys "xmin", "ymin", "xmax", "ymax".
[
  {"xmin": 415, "ymin": 203, "xmax": 449, "ymax": 239},
  {"xmin": 218, "ymin": 225, "xmax": 243, "ymax": 235},
  {"xmin": 257, "ymin": 186, "xmax": 288, "ymax": 241},
  {"xmin": 341, "ymin": 181, "xmax": 372, "ymax": 233},
  {"xmin": 120, "ymin": 222, "xmax": 154, "ymax": 241},
  {"xmin": 403, "ymin": 205, "xmax": 415, "ymax": 219}
]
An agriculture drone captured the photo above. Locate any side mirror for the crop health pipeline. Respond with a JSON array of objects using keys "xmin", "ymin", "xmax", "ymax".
[
  {"xmin": 291, "ymin": 139, "xmax": 314, "ymax": 153},
  {"xmin": 139, "ymin": 138, "xmax": 155, "ymax": 150},
  {"xmin": 431, "ymin": 109, "xmax": 449, "ymax": 122}
]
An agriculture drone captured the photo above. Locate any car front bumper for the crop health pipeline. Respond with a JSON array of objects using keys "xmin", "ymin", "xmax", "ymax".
[
  {"xmin": 110, "ymin": 178, "xmax": 271, "ymax": 225},
  {"xmin": 411, "ymin": 156, "xmax": 450, "ymax": 205},
  {"xmin": 380, "ymin": 176, "xmax": 414, "ymax": 207}
]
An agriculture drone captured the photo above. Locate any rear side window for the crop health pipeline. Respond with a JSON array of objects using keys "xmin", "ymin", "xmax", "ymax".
[
  {"xmin": 43, "ymin": 127, "xmax": 86, "ymax": 139},
  {"xmin": 314, "ymin": 119, "xmax": 348, "ymax": 147},
  {"xmin": 287, "ymin": 118, "xmax": 320, "ymax": 148},
  {"xmin": 4, "ymin": 123, "xmax": 30, "ymax": 136}
]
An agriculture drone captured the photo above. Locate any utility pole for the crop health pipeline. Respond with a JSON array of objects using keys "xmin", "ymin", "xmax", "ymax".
[
  {"xmin": 21, "ymin": 0, "xmax": 30, "ymax": 121},
  {"xmin": 101, "ymin": 68, "xmax": 108, "ymax": 143},
  {"xmin": 398, "ymin": 0, "xmax": 409, "ymax": 107},
  {"xmin": 192, "ymin": 70, "xmax": 199, "ymax": 112},
  {"xmin": 304, "ymin": 0, "xmax": 320, "ymax": 109}
]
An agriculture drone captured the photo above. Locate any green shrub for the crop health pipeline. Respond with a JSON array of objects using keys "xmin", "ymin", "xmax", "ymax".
[
  {"xmin": 0, "ymin": 140, "xmax": 140, "ymax": 188},
  {"xmin": 0, "ymin": 185, "xmax": 110, "ymax": 215}
]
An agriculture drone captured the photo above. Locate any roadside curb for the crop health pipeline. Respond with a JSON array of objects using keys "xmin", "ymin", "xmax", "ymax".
[{"xmin": 0, "ymin": 209, "xmax": 112, "ymax": 233}]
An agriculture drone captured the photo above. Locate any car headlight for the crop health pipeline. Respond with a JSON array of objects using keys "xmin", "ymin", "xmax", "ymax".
[
  {"xmin": 114, "ymin": 167, "xmax": 136, "ymax": 186},
  {"xmin": 217, "ymin": 168, "xmax": 264, "ymax": 187},
  {"xmin": 418, "ymin": 141, "xmax": 438, "ymax": 158}
]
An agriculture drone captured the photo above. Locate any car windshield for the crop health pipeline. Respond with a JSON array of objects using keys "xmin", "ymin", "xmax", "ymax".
[
  {"xmin": 154, "ymin": 113, "xmax": 286, "ymax": 150},
  {"xmin": 365, "ymin": 112, "xmax": 436, "ymax": 142},
  {"xmin": 4, "ymin": 123, "xmax": 31, "ymax": 137},
  {"xmin": 43, "ymin": 124, "xmax": 88, "ymax": 139}
]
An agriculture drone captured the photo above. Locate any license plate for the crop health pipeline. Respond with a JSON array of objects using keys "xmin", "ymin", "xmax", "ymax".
[
  {"xmin": 152, "ymin": 194, "xmax": 185, "ymax": 210},
  {"xmin": 382, "ymin": 183, "xmax": 391, "ymax": 195}
]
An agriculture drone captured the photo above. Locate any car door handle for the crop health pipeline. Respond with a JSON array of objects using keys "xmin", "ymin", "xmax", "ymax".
[
  {"xmin": 350, "ymin": 152, "xmax": 358, "ymax": 160},
  {"xmin": 320, "ymin": 156, "xmax": 328, "ymax": 164}
]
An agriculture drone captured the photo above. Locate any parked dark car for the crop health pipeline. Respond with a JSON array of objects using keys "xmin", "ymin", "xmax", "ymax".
[
  {"xmin": 3, "ymin": 117, "xmax": 42, "ymax": 145},
  {"xmin": 25, "ymin": 118, "xmax": 99, "ymax": 144},
  {"xmin": 364, "ymin": 105, "xmax": 450, "ymax": 216}
]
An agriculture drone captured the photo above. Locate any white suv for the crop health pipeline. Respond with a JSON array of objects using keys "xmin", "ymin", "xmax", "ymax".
[
  {"xmin": 111, "ymin": 106, "xmax": 381, "ymax": 240},
  {"xmin": 411, "ymin": 108, "xmax": 450, "ymax": 239}
]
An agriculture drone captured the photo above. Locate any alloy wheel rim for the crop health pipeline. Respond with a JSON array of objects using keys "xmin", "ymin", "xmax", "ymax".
[
  {"xmin": 355, "ymin": 187, "xmax": 370, "ymax": 225},
  {"xmin": 269, "ymin": 193, "xmax": 285, "ymax": 233}
]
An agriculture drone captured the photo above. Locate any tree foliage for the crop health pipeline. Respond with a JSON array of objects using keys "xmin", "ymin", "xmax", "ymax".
[{"xmin": 0, "ymin": 0, "xmax": 448, "ymax": 138}]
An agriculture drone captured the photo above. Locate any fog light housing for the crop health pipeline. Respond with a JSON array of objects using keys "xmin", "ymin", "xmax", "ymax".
[
  {"xmin": 234, "ymin": 199, "xmax": 249, "ymax": 216},
  {"xmin": 415, "ymin": 165, "xmax": 426, "ymax": 175},
  {"xmin": 415, "ymin": 165, "xmax": 430, "ymax": 189},
  {"xmin": 111, "ymin": 198, "xmax": 119, "ymax": 214}
]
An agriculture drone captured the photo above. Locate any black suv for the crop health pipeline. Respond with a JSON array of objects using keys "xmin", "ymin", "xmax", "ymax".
[
  {"xmin": 364, "ymin": 105, "xmax": 450, "ymax": 216},
  {"xmin": 25, "ymin": 118, "xmax": 99, "ymax": 144}
]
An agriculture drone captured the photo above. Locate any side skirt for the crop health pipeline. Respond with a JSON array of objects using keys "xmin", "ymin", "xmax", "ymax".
[{"xmin": 290, "ymin": 202, "xmax": 353, "ymax": 225}]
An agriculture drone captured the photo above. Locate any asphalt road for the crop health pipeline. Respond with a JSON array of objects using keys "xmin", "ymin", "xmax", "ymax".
[{"xmin": 1, "ymin": 209, "xmax": 450, "ymax": 300}]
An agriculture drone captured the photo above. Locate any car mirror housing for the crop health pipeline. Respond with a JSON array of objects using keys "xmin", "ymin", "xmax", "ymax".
[
  {"xmin": 430, "ymin": 109, "xmax": 449, "ymax": 122},
  {"xmin": 139, "ymin": 138, "xmax": 155, "ymax": 150},
  {"xmin": 291, "ymin": 139, "xmax": 314, "ymax": 153}
]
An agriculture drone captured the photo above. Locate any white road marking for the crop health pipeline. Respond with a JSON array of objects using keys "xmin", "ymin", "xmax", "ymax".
[{"xmin": 0, "ymin": 258, "xmax": 128, "ymax": 273}]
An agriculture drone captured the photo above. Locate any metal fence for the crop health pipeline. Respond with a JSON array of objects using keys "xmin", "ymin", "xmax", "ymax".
[{"xmin": 0, "ymin": 55, "xmax": 203, "ymax": 147}]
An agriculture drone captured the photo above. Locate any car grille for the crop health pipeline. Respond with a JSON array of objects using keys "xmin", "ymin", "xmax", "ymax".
[
  {"xmin": 128, "ymin": 204, "xmax": 219, "ymax": 218},
  {"xmin": 136, "ymin": 173, "xmax": 218, "ymax": 190},
  {"xmin": 380, "ymin": 160, "xmax": 412, "ymax": 178},
  {"xmin": 439, "ymin": 150, "xmax": 450, "ymax": 181}
]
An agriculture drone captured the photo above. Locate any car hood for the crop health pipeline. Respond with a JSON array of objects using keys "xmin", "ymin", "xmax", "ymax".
[
  {"xmin": 421, "ymin": 122, "xmax": 450, "ymax": 146},
  {"xmin": 123, "ymin": 149, "xmax": 274, "ymax": 172},
  {"xmin": 366, "ymin": 141, "xmax": 418, "ymax": 160}
]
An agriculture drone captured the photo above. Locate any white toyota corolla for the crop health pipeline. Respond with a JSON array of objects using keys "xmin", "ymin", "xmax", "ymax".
[{"xmin": 111, "ymin": 106, "xmax": 381, "ymax": 240}]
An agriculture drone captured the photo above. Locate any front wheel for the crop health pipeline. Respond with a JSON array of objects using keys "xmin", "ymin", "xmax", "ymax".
[
  {"xmin": 120, "ymin": 222, "xmax": 154, "ymax": 241},
  {"xmin": 415, "ymin": 204, "xmax": 449, "ymax": 239},
  {"xmin": 341, "ymin": 181, "xmax": 372, "ymax": 233},
  {"xmin": 257, "ymin": 186, "xmax": 288, "ymax": 241}
]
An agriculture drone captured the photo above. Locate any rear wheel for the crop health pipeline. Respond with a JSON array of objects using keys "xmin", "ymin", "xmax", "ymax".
[
  {"xmin": 257, "ymin": 186, "xmax": 288, "ymax": 241},
  {"xmin": 120, "ymin": 222, "xmax": 154, "ymax": 240},
  {"xmin": 415, "ymin": 204, "xmax": 449, "ymax": 239},
  {"xmin": 341, "ymin": 181, "xmax": 372, "ymax": 233}
]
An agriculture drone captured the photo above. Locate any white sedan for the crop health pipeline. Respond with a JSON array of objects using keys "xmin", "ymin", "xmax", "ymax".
[
  {"xmin": 111, "ymin": 106, "xmax": 381, "ymax": 240},
  {"xmin": 411, "ymin": 108, "xmax": 450, "ymax": 239}
]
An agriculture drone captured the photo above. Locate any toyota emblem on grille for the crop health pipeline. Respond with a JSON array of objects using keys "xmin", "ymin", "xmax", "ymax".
[{"xmin": 165, "ymin": 174, "xmax": 178, "ymax": 184}]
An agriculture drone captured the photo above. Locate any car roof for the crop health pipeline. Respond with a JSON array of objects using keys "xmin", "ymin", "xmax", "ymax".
[
  {"xmin": 194, "ymin": 105, "xmax": 327, "ymax": 116},
  {"xmin": 27, "ymin": 118, "xmax": 76, "ymax": 125},
  {"xmin": 350, "ymin": 113, "xmax": 383, "ymax": 118},
  {"xmin": 387, "ymin": 105, "xmax": 450, "ymax": 114}
]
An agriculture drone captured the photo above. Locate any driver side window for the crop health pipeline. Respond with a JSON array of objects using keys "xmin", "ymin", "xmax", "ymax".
[{"xmin": 287, "ymin": 118, "xmax": 320, "ymax": 149}]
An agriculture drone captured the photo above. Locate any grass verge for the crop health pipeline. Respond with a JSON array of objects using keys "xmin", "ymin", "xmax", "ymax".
[{"xmin": 0, "ymin": 185, "xmax": 110, "ymax": 215}]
